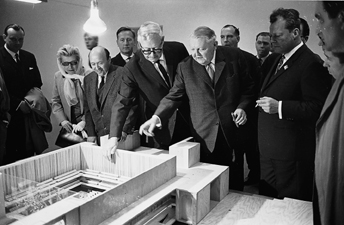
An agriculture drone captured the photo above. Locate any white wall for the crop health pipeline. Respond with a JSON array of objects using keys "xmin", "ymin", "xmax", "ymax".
[{"xmin": 0, "ymin": 0, "xmax": 322, "ymax": 151}]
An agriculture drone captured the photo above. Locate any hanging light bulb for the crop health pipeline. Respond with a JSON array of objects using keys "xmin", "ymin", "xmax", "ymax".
[{"xmin": 83, "ymin": 0, "xmax": 107, "ymax": 35}]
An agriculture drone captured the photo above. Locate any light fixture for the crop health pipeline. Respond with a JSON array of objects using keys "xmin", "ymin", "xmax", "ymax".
[
  {"xmin": 83, "ymin": 0, "xmax": 107, "ymax": 35},
  {"xmin": 14, "ymin": 0, "xmax": 47, "ymax": 3}
]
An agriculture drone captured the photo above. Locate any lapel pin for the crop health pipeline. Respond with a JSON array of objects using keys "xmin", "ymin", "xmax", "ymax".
[{"xmin": 284, "ymin": 65, "xmax": 288, "ymax": 70}]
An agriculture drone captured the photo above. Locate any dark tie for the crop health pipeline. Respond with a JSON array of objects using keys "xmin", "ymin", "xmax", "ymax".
[
  {"xmin": 15, "ymin": 53, "xmax": 20, "ymax": 64},
  {"xmin": 99, "ymin": 76, "xmax": 105, "ymax": 90},
  {"xmin": 97, "ymin": 76, "xmax": 105, "ymax": 108},
  {"xmin": 126, "ymin": 57, "xmax": 131, "ymax": 63},
  {"xmin": 205, "ymin": 63, "xmax": 214, "ymax": 82},
  {"xmin": 274, "ymin": 55, "xmax": 285, "ymax": 75},
  {"xmin": 155, "ymin": 60, "xmax": 170, "ymax": 88}
]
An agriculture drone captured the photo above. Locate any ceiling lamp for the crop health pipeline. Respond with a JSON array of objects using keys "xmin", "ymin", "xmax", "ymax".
[
  {"xmin": 83, "ymin": 0, "xmax": 107, "ymax": 35},
  {"xmin": 14, "ymin": 0, "xmax": 47, "ymax": 3}
]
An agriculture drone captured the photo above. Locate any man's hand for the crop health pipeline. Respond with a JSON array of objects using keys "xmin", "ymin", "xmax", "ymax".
[
  {"xmin": 104, "ymin": 137, "xmax": 119, "ymax": 163},
  {"xmin": 87, "ymin": 136, "xmax": 97, "ymax": 143},
  {"xmin": 256, "ymin": 97, "xmax": 278, "ymax": 114},
  {"xmin": 139, "ymin": 116, "xmax": 160, "ymax": 137},
  {"xmin": 119, "ymin": 132, "xmax": 128, "ymax": 142},
  {"xmin": 72, "ymin": 121, "xmax": 85, "ymax": 133},
  {"xmin": 19, "ymin": 100, "xmax": 31, "ymax": 114},
  {"xmin": 232, "ymin": 108, "xmax": 247, "ymax": 126},
  {"xmin": 61, "ymin": 120, "xmax": 73, "ymax": 133}
]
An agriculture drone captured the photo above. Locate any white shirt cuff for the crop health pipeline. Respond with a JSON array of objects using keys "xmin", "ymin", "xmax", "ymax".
[
  {"xmin": 278, "ymin": 101, "xmax": 282, "ymax": 119},
  {"xmin": 152, "ymin": 115, "xmax": 162, "ymax": 128}
]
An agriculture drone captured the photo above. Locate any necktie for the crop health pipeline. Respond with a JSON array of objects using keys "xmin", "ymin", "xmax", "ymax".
[
  {"xmin": 98, "ymin": 76, "xmax": 105, "ymax": 92},
  {"xmin": 15, "ymin": 53, "xmax": 20, "ymax": 64},
  {"xmin": 155, "ymin": 60, "xmax": 170, "ymax": 87},
  {"xmin": 126, "ymin": 57, "xmax": 131, "ymax": 63},
  {"xmin": 97, "ymin": 76, "xmax": 105, "ymax": 108},
  {"xmin": 275, "ymin": 55, "xmax": 285, "ymax": 75},
  {"xmin": 205, "ymin": 63, "xmax": 214, "ymax": 82}
]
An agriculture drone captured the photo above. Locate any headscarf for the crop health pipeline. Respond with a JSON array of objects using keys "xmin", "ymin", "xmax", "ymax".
[{"xmin": 57, "ymin": 53, "xmax": 85, "ymax": 113}]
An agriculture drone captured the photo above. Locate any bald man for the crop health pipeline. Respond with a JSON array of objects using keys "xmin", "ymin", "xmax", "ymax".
[{"xmin": 84, "ymin": 46, "xmax": 135, "ymax": 144}]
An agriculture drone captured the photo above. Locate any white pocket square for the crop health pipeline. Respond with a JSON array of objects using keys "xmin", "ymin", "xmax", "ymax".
[{"xmin": 29, "ymin": 67, "xmax": 34, "ymax": 70}]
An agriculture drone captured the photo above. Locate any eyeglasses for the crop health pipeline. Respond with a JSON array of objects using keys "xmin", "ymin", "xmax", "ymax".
[
  {"xmin": 61, "ymin": 61, "xmax": 78, "ymax": 66},
  {"xmin": 140, "ymin": 43, "xmax": 163, "ymax": 55}
]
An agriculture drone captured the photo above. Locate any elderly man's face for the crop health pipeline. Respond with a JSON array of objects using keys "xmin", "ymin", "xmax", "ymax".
[
  {"xmin": 3, "ymin": 28, "xmax": 24, "ymax": 53},
  {"xmin": 269, "ymin": 17, "xmax": 296, "ymax": 54},
  {"xmin": 190, "ymin": 37, "xmax": 216, "ymax": 66},
  {"xmin": 90, "ymin": 49, "xmax": 110, "ymax": 77},
  {"xmin": 220, "ymin": 27, "xmax": 239, "ymax": 48},
  {"xmin": 315, "ymin": 2, "xmax": 344, "ymax": 53},
  {"xmin": 139, "ymin": 35, "xmax": 163, "ymax": 63}
]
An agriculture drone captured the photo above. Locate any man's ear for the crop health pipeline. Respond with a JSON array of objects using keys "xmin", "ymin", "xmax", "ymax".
[
  {"xmin": 339, "ymin": 11, "xmax": 344, "ymax": 30},
  {"xmin": 214, "ymin": 40, "xmax": 218, "ymax": 47},
  {"xmin": 2, "ymin": 34, "xmax": 6, "ymax": 41}
]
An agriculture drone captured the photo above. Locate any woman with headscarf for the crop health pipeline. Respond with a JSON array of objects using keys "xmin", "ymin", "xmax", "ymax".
[{"xmin": 52, "ymin": 44, "xmax": 92, "ymax": 147}]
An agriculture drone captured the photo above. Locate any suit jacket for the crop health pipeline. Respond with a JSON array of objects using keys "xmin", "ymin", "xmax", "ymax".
[
  {"xmin": 0, "ymin": 47, "xmax": 42, "ymax": 114},
  {"xmin": 84, "ymin": 64, "xmax": 135, "ymax": 138},
  {"xmin": 110, "ymin": 41, "xmax": 190, "ymax": 146},
  {"xmin": 314, "ymin": 74, "xmax": 344, "ymax": 225},
  {"xmin": 258, "ymin": 44, "xmax": 331, "ymax": 160},
  {"xmin": 155, "ymin": 46, "xmax": 255, "ymax": 152},
  {"xmin": 111, "ymin": 53, "xmax": 126, "ymax": 67}
]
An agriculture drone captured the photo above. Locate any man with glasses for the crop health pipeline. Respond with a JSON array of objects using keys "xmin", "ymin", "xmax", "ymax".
[
  {"xmin": 106, "ymin": 21, "xmax": 190, "ymax": 153},
  {"xmin": 0, "ymin": 24, "xmax": 43, "ymax": 164},
  {"xmin": 139, "ymin": 26, "xmax": 254, "ymax": 191}
]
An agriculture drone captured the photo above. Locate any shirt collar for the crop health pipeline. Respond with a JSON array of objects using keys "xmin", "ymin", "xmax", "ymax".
[
  {"xmin": 4, "ymin": 44, "xmax": 18, "ymax": 60},
  {"xmin": 120, "ymin": 53, "xmax": 134, "ymax": 61},
  {"xmin": 284, "ymin": 41, "xmax": 303, "ymax": 62}
]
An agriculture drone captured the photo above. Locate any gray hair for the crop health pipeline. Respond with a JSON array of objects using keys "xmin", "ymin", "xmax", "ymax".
[
  {"xmin": 137, "ymin": 21, "xmax": 163, "ymax": 43},
  {"xmin": 191, "ymin": 26, "xmax": 217, "ymax": 43},
  {"xmin": 57, "ymin": 44, "xmax": 81, "ymax": 63}
]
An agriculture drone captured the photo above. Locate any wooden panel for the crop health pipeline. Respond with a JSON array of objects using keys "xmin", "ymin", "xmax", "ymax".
[
  {"xmin": 80, "ymin": 144, "xmax": 168, "ymax": 177},
  {"xmin": 169, "ymin": 140, "xmax": 200, "ymax": 169},
  {"xmin": 79, "ymin": 155, "xmax": 176, "ymax": 225},
  {"xmin": 210, "ymin": 167, "xmax": 229, "ymax": 202}
]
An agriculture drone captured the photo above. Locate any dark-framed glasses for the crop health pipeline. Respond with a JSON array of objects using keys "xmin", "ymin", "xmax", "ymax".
[
  {"xmin": 62, "ymin": 61, "xmax": 78, "ymax": 66},
  {"xmin": 140, "ymin": 44, "xmax": 163, "ymax": 55}
]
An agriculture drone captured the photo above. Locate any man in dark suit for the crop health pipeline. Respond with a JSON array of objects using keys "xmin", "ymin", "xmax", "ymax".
[
  {"xmin": 111, "ymin": 27, "xmax": 136, "ymax": 67},
  {"xmin": 105, "ymin": 21, "xmax": 191, "ymax": 154},
  {"xmin": 84, "ymin": 46, "xmax": 135, "ymax": 144},
  {"xmin": 255, "ymin": 32, "xmax": 272, "ymax": 66},
  {"xmin": 139, "ymin": 26, "xmax": 255, "ymax": 191},
  {"xmin": 256, "ymin": 8, "xmax": 331, "ymax": 201},
  {"xmin": 221, "ymin": 24, "xmax": 261, "ymax": 186},
  {"xmin": 0, "ymin": 24, "xmax": 43, "ymax": 164}
]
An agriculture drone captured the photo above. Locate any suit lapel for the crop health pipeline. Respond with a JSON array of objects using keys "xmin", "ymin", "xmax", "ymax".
[
  {"xmin": 0, "ymin": 48, "xmax": 17, "ymax": 70},
  {"xmin": 88, "ymin": 73, "xmax": 100, "ymax": 111},
  {"xmin": 214, "ymin": 49, "xmax": 226, "ymax": 86},
  {"xmin": 138, "ymin": 52, "xmax": 170, "ymax": 89},
  {"xmin": 317, "ymin": 75, "xmax": 344, "ymax": 128},
  {"xmin": 99, "ymin": 66, "xmax": 117, "ymax": 107},
  {"xmin": 163, "ymin": 45, "xmax": 174, "ymax": 85},
  {"xmin": 262, "ymin": 45, "xmax": 307, "ymax": 92},
  {"xmin": 193, "ymin": 60, "xmax": 213, "ymax": 87}
]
